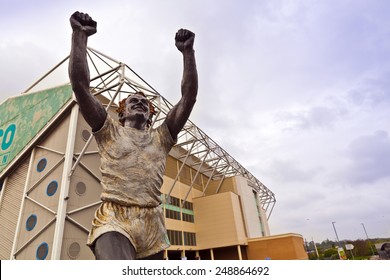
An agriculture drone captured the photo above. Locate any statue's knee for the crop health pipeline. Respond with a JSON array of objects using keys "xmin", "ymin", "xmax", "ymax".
[{"xmin": 94, "ymin": 232, "xmax": 135, "ymax": 260}]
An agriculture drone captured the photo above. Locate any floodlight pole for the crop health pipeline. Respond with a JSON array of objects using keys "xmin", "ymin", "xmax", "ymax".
[
  {"xmin": 332, "ymin": 221, "xmax": 341, "ymax": 247},
  {"xmin": 361, "ymin": 223, "xmax": 376, "ymax": 256}
]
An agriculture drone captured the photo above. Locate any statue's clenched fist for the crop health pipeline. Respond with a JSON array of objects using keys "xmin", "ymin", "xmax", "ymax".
[
  {"xmin": 175, "ymin": 29, "xmax": 195, "ymax": 53},
  {"xmin": 70, "ymin": 11, "xmax": 97, "ymax": 36}
]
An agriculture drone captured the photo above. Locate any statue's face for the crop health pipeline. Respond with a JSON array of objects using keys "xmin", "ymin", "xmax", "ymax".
[{"xmin": 124, "ymin": 94, "xmax": 150, "ymax": 126}]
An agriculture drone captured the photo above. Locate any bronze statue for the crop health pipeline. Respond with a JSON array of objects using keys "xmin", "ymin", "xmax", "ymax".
[{"xmin": 68, "ymin": 11, "xmax": 198, "ymax": 260}]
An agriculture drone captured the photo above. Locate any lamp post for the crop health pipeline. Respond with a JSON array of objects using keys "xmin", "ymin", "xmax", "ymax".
[
  {"xmin": 332, "ymin": 222, "xmax": 341, "ymax": 247},
  {"xmin": 361, "ymin": 223, "xmax": 375, "ymax": 256},
  {"xmin": 332, "ymin": 221, "xmax": 346, "ymax": 259}
]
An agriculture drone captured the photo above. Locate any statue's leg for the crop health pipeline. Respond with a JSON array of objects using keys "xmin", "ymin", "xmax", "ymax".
[{"xmin": 93, "ymin": 231, "xmax": 136, "ymax": 260}]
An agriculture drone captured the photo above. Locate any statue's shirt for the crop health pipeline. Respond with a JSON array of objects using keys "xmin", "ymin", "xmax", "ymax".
[{"xmin": 93, "ymin": 115, "xmax": 175, "ymax": 207}]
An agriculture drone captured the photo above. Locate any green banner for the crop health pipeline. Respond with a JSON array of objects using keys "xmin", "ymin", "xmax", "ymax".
[{"xmin": 0, "ymin": 84, "xmax": 73, "ymax": 174}]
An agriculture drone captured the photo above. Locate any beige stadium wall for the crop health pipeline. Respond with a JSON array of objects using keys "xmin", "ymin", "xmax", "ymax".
[
  {"xmin": 0, "ymin": 112, "xmax": 72, "ymax": 259},
  {"xmin": 0, "ymin": 105, "xmax": 101, "ymax": 260},
  {"xmin": 193, "ymin": 191, "xmax": 247, "ymax": 250}
]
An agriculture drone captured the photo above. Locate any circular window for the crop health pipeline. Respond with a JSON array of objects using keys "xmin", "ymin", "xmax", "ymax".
[
  {"xmin": 81, "ymin": 129, "xmax": 91, "ymax": 141},
  {"xmin": 75, "ymin": 182, "xmax": 86, "ymax": 196},
  {"xmin": 26, "ymin": 214, "xmax": 37, "ymax": 231},
  {"xmin": 67, "ymin": 242, "xmax": 81, "ymax": 259},
  {"xmin": 36, "ymin": 242, "xmax": 49, "ymax": 260},
  {"xmin": 37, "ymin": 158, "xmax": 47, "ymax": 172},
  {"xmin": 46, "ymin": 181, "xmax": 58, "ymax": 196}
]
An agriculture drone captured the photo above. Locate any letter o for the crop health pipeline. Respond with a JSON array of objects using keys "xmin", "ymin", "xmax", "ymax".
[{"xmin": 1, "ymin": 124, "xmax": 16, "ymax": 150}]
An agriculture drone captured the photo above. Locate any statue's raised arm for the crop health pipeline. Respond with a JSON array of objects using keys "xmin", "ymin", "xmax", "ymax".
[
  {"xmin": 165, "ymin": 28, "xmax": 198, "ymax": 140},
  {"xmin": 68, "ymin": 11, "xmax": 107, "ymax": 132}
]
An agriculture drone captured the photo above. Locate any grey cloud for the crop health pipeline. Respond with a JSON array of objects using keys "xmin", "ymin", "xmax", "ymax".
[
  {"xmin": 343, "ymin": 130, "xmax": 390, "ymax": 184},
  {"xmin": 275, "ymin": 105, "xmax": 348, "ymax": 131},
  {"xmin": 266, "ymin": 158, "xmax": 322, "ymax": 183},
  {"xmin": 347, "ymin": 76, "xmax": 390, "ymax": 108}
]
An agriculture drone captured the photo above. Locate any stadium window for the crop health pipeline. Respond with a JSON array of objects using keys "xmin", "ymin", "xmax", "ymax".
[
  {"xmin": 36, "ymin": 158, "xmax": 47, "ymax": 172},
  {"xmin": 183, "ymin": 232, "xmax": 197, "ymax": 246},
  {"xmin": 46, "ymin": 180, "xmax": 58, "ymax": 196},
  {"xmin": 171, "ymin": 196, "xmax": 180, "ymax": 207},
  {"xmin": 75, "ymin": 182, "xmax": 87, "ymax": 196},
  {"xmin": 36, "ymin": 242, "xmax": 49, "ymax": 260},
  {"xmin": 182, "ymin": 213, "xmax": 194, "ymax": 223},
  {"xmin": 165, "ymin": 209, "xmax": 181, "ymax": 221},
  {"xmin": 67, "ymin": 242, "xmax": 81, "ymax": 259},
  {"xmin": 26, "ymin": 214, "xmax": 37, "ymax": 231},
  {"xmin": 167, "ymin": 230, "xmax": 183, "ymax": 246},
  {"xmin": 181, "ymin": 200, "xmax": 193, "ymax": 211}
]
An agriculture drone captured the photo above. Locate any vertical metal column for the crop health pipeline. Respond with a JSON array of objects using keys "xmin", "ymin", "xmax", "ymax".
[
  {"xmin": 237, "ymin": 245, "xmax": 243, "ymax": 260},
  {"xmin": 51, "ymin": 104, "xmax": 79, "ymax": 259}
]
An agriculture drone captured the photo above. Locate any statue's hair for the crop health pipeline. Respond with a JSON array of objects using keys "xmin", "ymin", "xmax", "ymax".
[{"xmin": 116, "ymin": 92, "xmax": 156, "ymax": 128}]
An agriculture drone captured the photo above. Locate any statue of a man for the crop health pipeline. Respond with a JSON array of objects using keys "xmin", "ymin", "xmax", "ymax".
[{"xmin": 68, "ymin": 11, "xmax": 198, "ymax": 260}]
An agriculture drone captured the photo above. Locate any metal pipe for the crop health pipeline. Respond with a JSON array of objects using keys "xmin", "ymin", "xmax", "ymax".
[
  {"xmin": 87, "ymin": 47, "xmax": 121, "ymax": 65},
  {"xmin": 25, "ymin": 196, "xmax": 56, "ymax": 215},
  {"xmin": 166, "ymin": 141, "xmax": 196, "ymax": 199},
  {"xmin": 182, "ymin": 150, "xmax": 210, "ymax": 206},
  {"xmin": 23, "ymin": 56, "xmax": 70, "ymax": 93},
  {"xmin": 51, "ymin": 104, "xmax": 79, "ymax": 259},
  {"xmin": 67, "ymin": 201, "xmax": 102, "ymax": 215},
  {"xmin": 66, "ymin": 216, "xmax": 90, "ymax": 234},
  {"xmin": 35, "ymin": 145, "xmax": 65, "ymax": 156}
]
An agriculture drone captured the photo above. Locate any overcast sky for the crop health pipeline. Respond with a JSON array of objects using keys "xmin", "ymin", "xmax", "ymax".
[{"xmin": 1, "ymin": 0, "xmax": 390, "ymax": 243}]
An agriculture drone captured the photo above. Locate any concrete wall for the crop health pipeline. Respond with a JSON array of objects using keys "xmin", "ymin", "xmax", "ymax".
[
  {"xmin": 235, "ymin": 176, "xmax": 270, "ymax": 238},
  {"xmin": 247, "ymin": 233, "xmax": 308, "ymax": 260},
  {"xmin": 193, "ymin": 192, "xmax": 247, "ymax": 250}
]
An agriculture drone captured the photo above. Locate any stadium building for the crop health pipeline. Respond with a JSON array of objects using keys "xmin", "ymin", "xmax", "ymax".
[{"xmin": 0, "ymin": 49, "xmax": 307, "ymax": 260}]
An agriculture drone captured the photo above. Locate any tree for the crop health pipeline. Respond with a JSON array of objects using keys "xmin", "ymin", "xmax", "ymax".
[{"xmin": 323, "ymin": 248, "xmax": 339, "ymax": 260}]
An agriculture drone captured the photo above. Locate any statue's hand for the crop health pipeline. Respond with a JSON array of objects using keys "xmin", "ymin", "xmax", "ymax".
[
  {"xmin": 70, "ymin": 11, "xmax": 97, "ymax": 36},
  {"xmin": 175, "ymin": 29, "xmax": 195, "ymax": 53}
]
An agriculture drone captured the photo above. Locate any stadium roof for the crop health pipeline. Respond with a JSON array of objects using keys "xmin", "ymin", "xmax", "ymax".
[{"xmin": 0, "ymin": 47, "xmax": 276, "ymax": 218}]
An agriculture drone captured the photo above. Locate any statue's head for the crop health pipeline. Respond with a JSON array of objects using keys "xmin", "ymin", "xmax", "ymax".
[{"xmin": 116, "ymin": 92, "xmax": 156, "ymax": 128}]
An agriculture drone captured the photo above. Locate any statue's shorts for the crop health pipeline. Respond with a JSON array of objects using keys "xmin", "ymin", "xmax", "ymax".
[{"xmin": 87, "ymin": 201, "xmax": 170, "ymax": 259}]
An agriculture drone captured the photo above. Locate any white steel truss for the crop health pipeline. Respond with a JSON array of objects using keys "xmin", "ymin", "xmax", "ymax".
[{"xmin": 23, "ymin": 47, "xmax": 276, "ymax": 219}]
